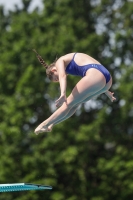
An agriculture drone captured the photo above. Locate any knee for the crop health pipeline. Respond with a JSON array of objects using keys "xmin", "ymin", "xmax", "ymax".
[
  {"xmin": 60, "ymin": 102, "xmax": 71, "ymax": 110},
  {"xmin": 65, "ymin": 102, "xmax": 80, "ymax": 113},
  {"xmin": 61, "ymin": 101, "xmax": 74, "ymax": 111},
  {"xmin": 66, "ymin": 99, "xmax": 77, "ymax": 108}
]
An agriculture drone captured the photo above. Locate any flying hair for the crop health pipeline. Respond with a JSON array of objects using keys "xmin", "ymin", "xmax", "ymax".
[
  {"xmin": 32, "ymin": 49, "xmax": 57, "ymax": 81},
  {"xmin": 32, "ymin": 49, "xmax": 48, "ymax": 69}
]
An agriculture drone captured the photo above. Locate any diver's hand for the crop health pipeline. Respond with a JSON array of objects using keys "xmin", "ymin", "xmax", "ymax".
[
  {"xmin": 105, "ymin": 91, "xmax": 116, "ymax": 102},
  {"xmin": 55, "ymin": 94, "xmax": 67, "ymax": 107}
]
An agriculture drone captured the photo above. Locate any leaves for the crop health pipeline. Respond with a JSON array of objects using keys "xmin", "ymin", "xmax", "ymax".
[{"xmin": 0, "ymin": 0, "xmax": 133, "ymax": 200}]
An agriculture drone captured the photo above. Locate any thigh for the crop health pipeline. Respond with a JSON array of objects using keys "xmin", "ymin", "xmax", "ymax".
[
  {"xmin": 67, "ymin": 69, "xmax": 106, "ymax": 106},
  {"xmin": 83, "ymin": 77, "xmax": 112, "ymax": 102}
]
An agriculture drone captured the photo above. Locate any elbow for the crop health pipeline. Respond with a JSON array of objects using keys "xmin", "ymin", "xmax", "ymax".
[{"xmin": 59, "ymin": 74, "xmax": 67, "ymax": 81}]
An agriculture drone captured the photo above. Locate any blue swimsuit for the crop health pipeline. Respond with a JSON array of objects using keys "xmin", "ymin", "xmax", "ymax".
[{"xmin": 65, "ymin": 53, "xmax": 111, "ymax": 83}]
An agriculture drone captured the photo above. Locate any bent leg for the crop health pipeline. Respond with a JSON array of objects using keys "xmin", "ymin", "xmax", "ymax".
[
  {"xmin": 35, "ymin": 69, "xmax": 108, "ymax": 134},
  {"xmin": 83, "ymin": 77, "xmax": 112, "ymax": 103},
  {"xmin": 49, "ymin": 77, "xmax": 112, "ymax": 129},
  {"xmin": 48, "ymin": 105, "xmax": 80, "ymax": 130}
]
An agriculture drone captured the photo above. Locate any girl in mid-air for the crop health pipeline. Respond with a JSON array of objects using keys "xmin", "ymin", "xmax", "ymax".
[{"xmin": 33, "ymin": 50, "xmax": 116, "ymax": 134}]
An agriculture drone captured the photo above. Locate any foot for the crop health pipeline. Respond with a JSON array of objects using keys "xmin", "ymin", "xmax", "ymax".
[
  {"xmin": 48, "ymin": 124, "xmax": 53, "ymax": 131},
  {"xmin": 34, "ymin": 122, "xmax": 51, "ymax": 135},
  {"xmin": 34, "ymin": 127, "xmax": 50, "ymax": 135}
]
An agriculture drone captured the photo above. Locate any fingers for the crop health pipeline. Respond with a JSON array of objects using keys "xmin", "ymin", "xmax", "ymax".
[
  {"xmin": 112, "ymin": 95, "xmax": 116, "ymax": 102},
  {"xmin": 108, "ymin": 92, "xmax": 116, "ymax": 102},
  {"xmin": 56, "ymin": 103, "xmax": 62, "ymax": 108},
  {"xmin": 55, "ymin": 96, "xmax": 67, "ymax": 108},
  {"xmin": 55, "ymin": 98, "xmax": 61, "ymax": 105},
  {"xmin": 55, "ymin": 98, "xmax": 62, "ymax": 107},
  {"xmin": 56, "ymin": 100, "xmax": 67, "ymax": 108}
]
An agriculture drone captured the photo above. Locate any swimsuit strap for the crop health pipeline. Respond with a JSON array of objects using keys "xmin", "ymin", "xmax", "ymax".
[{"xmin": 73, "ymin": 52, "xmax": 77, "ymax": 60}]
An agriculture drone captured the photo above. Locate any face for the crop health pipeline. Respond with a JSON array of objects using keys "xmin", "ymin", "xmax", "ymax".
[{"xmin": 51, "ymin": 68, "xmax": 59, "ymax": 82}]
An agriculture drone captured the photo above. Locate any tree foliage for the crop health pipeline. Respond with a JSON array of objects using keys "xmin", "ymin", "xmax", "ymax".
[{"xmin": 0, "ymin": 0, "xmax": 133, "ymax": 199}]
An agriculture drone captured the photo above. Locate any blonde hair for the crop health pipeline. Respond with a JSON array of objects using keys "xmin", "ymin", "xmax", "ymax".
[{"xmin": 32, "ymin": 49, "xmax": 56, "ymax": 80}]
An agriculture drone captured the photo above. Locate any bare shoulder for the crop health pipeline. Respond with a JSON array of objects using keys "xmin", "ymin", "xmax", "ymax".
[
  {"xmin": 74, "ymin": 52, "xmax": 100, "ymax": 65},
  {"xmin": 56, "ymin": 52, "xmax": 100, "ymax": 66},
  {"xmin": 59, "ymin": 53, "xmax": 75, "ymax": 61},
  {"xmin": 56, "ymin": 53, "xmax": 76, "ymax": 66},
  {"xmin": 58, "ymin": 52, "xmax": 92, "ymax": 61},
  {"xmin": 62, "ymin": 52, "xmax": 89, "ymax": 59}
]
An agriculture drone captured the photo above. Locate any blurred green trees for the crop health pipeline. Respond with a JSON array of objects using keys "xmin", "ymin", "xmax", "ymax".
[{"xmin": 0, "ymin": 0, "xmax": 133, "ymax": 199}]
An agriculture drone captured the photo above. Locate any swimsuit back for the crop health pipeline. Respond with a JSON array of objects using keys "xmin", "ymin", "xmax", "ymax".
[
  {"xmin": 65, "ymin": 53, "xmax": 85, "ymax": 77},
  {"xmin": 65, "ymin": 53, "xmax": 111, "ymax": 83}
]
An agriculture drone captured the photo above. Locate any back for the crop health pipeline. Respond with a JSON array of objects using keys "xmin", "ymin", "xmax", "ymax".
[
  {"xmin": 62, "ymin": 52, "xmax": 101, "ymax": 68},
  {"xmin": 65, "ymin": 53, "xmax": 101, "ymax": 77}
]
